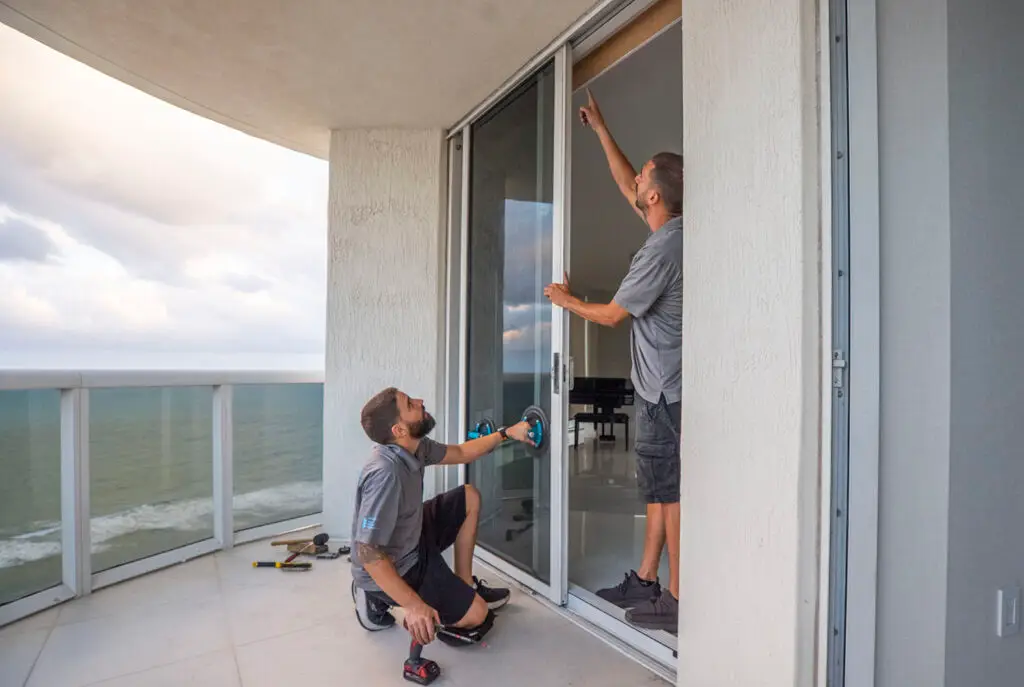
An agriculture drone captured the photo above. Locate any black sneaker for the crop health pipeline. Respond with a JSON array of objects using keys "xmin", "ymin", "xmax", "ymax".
[
  {"xmin": 352, "ymin": 580, "xmax": 395, "ymax": 631},
  {"xmin": 625, "ymin": 589, "xmax": 679, "ymax": 634},
  {"xmin": 595, "ymin": 571, "xmax": 661, "ymax": 609},
  {"xmin": 473, "ymin": 576, "xmax": 510, "ymax": 610}
]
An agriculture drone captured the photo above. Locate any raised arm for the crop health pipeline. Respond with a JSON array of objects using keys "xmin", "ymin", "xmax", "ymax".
[
  {"xmin": 440, "ymin": 420, "xmax": 535, "ymax": 465},
  {"xmin": 579, "ymin": 89, "xmax": 643, "ymax": 219}
]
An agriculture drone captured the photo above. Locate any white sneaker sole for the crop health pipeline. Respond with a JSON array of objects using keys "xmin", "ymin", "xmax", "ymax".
[
  {"xmin": 485, "ymin": 594, "xmax": 510, "ymax": 611},
  {"xmin": 352, "ymin": 582, "xmax": 394, "ymax": 632}
]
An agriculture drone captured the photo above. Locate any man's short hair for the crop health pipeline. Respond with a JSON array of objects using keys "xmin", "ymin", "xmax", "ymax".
[
  {"xmin": 361, "ymin": 387, "xmax": 400, "ymax": 445},
  {"xmin": 650, "ymin": 152, "xmax": 684, "ymax": 216}
]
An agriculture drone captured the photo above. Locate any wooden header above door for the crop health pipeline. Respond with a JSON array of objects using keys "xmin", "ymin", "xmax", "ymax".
[{"xmin": 572, "ymin": 0, "xmax": 682, "ymax": 91}]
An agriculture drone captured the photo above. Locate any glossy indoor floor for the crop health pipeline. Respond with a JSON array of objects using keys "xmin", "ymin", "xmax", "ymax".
[{"xmin": 0, "ymin": 540, "xmax": 667, "ymax": 687}]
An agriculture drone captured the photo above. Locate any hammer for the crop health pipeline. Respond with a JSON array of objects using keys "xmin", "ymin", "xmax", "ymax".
[{"xmin": 272, "ymin": 532, "xmax": 329, "ymax": 547}]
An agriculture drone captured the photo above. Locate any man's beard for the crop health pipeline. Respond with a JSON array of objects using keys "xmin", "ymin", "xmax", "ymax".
[
  {"xmin": 408, "ymin": 412, "xmax": 437, "ymax": 439},
  {"xmin": 634, "ymin": 191, "xmax": 649, "ymax": 217}
]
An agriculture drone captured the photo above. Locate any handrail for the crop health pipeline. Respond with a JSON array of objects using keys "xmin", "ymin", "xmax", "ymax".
[{"xmin": 0, "ymin": 369, "xmax": 325, "ymax": 390}]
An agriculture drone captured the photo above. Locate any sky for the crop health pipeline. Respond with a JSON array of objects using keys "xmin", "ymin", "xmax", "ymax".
[{"xmin": 0, "ymin": 24, "xmax": 328, "ymax": 370}]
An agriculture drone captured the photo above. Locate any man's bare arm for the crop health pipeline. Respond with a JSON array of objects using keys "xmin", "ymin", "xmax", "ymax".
[
  {"xmin": 439, "ymin": 431, "xmax": 505, "ymax": 466},
  {"xmin": 580, "ymin": 89, "xmax": 643, "ymax": 219},
  {"xmin": 357, "ymin": 543, "xmax": 425, "ymax": 609},
  {"xmin": 359, "ymin": 543, "xmax": 440, "ymax": 644},
  {"xmin": 439, "ymin": 420, "xmax": 535, "ymax": 466}
]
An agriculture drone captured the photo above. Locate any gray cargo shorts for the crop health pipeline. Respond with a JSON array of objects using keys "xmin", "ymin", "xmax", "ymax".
[{"xmin": 634, "ymin": 394, "xmax": 681, "ymax": 504}]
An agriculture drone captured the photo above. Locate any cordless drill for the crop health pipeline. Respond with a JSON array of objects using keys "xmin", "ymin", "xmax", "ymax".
[{"xmin": 402, "ymin": 640, "xmax": 441, "ymax": 685}]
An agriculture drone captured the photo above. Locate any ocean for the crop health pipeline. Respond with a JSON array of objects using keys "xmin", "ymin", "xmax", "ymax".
[{"xmin": 0, "ymin": 383, "xmax": 323, "ymax": 607}]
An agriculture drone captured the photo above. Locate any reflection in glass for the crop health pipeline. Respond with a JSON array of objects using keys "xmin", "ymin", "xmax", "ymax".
[{"xmin": 466, "ymin": 63, "xmax": 555, "ymax": 582}]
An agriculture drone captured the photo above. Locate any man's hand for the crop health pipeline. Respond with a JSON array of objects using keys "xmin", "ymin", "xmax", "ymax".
[
  {"xmin": 579, "ymin": 89, "xmax": 606, "ymax": 132},
  {"xmin": 405, "ymin": 601, "xmax": 441, "ymax": 646},
  {"xmin": 505, "ymin": 420, "xmax": 538, "ymax": 447},
  {"xmin": 544, "ymin": 271, "xmax": 574, "ymax": 308}
]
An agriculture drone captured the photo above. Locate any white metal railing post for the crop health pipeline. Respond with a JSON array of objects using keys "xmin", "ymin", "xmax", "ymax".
[
  {"xmin": 213, "ymin": 385, "xmax": 234, "ymax": 548},
  {"xmin": 60, "ymin": 387, "xmax": 91, "ymax": 596}
]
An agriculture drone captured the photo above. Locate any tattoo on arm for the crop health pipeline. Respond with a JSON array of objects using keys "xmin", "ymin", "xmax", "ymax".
[{"xmin": 357, "ymin": 542, "xmax": 389, "ymax": 565}]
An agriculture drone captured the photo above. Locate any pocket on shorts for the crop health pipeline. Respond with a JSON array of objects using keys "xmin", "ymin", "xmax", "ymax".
[{"xmin": 635, "ymin": 397, "xmax": 677, "ymax": 458}]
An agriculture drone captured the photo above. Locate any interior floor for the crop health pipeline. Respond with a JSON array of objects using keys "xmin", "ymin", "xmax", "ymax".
[{"xmin": 568, "ymin": 432, "xmax": 674, "ymax": 646}]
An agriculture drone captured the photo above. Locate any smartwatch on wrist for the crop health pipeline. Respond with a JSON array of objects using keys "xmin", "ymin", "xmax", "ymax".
[{"xmin": 497, "ymin": 426, "xmax": 509, "ymax": 441}]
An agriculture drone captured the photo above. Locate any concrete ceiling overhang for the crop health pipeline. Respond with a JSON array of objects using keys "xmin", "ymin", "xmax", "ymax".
[{"xmin": 0, "ymin": 0, "xmax": 599, "ymax": 158}]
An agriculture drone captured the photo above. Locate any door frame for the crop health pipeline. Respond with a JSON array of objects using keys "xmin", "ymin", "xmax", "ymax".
[
  {"xmin": 442, "ymin": 2, "xmax": 684, "ymax": 670},
  {"xmin": 444, "ymin": 48, "xmax": 572, "ymax": 607}
]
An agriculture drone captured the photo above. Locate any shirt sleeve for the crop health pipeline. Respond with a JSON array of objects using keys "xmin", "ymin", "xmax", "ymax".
[
  {"xmin": 613, "ymin": 249, "xmax": 677, "ymax": 319},
  {"xmin": 416, "ymin": 437, "xmax": 448, "ymax": 466},
  {"xmin": 353, "ymin": 468, "xmax": 401, "ymax": 546}
]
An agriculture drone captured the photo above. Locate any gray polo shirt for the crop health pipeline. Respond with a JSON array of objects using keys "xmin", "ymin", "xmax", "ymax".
[
  {"xmin": 350, "ymin": 438, "xmax": 446, "ymax": 591},
  {"xmin": 613, "ymin": 216, "xmax": 683, "ymax": 405}
]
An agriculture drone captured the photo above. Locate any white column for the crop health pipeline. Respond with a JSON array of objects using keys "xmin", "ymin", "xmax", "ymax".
[
  {"xmin": 322, "ymin": 129, "xmax": 447, "ymax": 538},
  {"xmin": 678, "ymin": 1, "xmax": 822, "ymax": 685}
]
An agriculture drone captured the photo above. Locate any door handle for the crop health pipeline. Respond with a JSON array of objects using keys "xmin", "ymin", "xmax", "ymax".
[
  {"xmin": 568, "ymin": 356, "xmax": 575, "ymax": 391},
  {"xmin": 552, "ymin": 352, "xmax": 560, "ymax": 394}
]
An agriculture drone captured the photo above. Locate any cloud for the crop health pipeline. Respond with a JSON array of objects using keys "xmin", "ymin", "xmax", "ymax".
[
  {"xmin": 0, "ymin": 25, "xmax": 327, "ymax": 368},
  {"xmin": 219, "ymin": 273, "xmax": 274, "ymax": 294},
  {"xmin": 0, "ymin": 215, "xmax": 59, "ymax": 263}
]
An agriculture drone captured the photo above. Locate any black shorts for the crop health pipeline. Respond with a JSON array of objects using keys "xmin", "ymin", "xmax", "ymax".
[
  {"xmin": 366, "ymin": 486, "xmax": 476, "ymax": 625},
  {"xmin": 635, "ymin": 395, "xmax": 681, "ymax": 504}
]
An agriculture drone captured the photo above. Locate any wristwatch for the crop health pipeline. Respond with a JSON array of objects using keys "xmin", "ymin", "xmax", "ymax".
[{"xmin": 497, "ymin": 426, "xmax": 509, "ymax": 441}]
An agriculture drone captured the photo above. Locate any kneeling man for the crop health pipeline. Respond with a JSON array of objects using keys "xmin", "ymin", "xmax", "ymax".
[{"xmin": 351, "ymin": 387, "xmax": 535, "ymax": 646}]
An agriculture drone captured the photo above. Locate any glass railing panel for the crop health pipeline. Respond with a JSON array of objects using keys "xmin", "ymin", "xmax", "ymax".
[
  {"xmin": 89, "ymin": 387, "xmax": 214, "ymax": 573},
  {"xmin": 232, "ymin": 383, "xmax": 323, "ymax": 531}
]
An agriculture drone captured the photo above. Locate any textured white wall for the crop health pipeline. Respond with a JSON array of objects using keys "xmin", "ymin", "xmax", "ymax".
[
  {"xmin": 322, "ymin": 129, "xmax": 446, "ymax": 537},
  {"xmin": 678, "ymin": 1, "xmax": 822, "ymax": 685}
]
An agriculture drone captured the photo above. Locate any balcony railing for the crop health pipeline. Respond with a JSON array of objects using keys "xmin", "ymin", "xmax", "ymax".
[{"xmin": 0, "ymin": 370, "xmax": 324, "ymax": 626}]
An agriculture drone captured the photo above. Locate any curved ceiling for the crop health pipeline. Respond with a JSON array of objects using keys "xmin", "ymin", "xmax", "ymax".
[{"xmin": 0, "ymin": 0, "xmax": 599, "ymax": 158}]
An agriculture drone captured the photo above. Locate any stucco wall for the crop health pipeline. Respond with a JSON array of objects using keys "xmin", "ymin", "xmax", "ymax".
[
  {"xmin": 322, "ymin": 129, "xmax": 446, "ymax": 537},
  {"xmin": 678, "ymin": 0, "xmax": 822, "ymax": 685}
]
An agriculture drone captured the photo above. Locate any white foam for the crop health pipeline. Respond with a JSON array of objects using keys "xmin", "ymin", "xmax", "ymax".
[
  {"xmin": 0, "ymin": 540, "xmax": 62, "ymax": 568},
  {"xmin": 0, "ymin": 481, "xmax": 323, "ymax": 569},
  {"xmin": 232, "ymin": 481, "xmax": 322, "ymax": 514}
]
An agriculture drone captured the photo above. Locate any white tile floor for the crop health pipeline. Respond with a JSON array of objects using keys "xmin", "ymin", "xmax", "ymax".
[{"xmin": 0, "ymin": 541, "xmax": 668, "ymax": 687}]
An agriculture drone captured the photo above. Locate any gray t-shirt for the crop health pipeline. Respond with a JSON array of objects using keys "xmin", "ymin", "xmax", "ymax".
[
  {"xmin": 350, "ymin": 437, "xmax": 446, "ymax": 591},
  {"xmin": 613, "ymin": 216, "xmax": 683, "ymax": 405}
]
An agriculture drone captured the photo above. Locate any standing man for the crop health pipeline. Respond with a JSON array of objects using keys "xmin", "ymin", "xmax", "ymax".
[
  {"xmin": 350, "ymin": 387, "xmax": 537, "ymax": 646},
  {"xmin": 544, "ymin": 90, "xmax": 683, "ymax": 633}
]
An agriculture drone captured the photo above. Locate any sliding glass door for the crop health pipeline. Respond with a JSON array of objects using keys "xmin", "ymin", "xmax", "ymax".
[{"xmin": 457, "ymin": 49, "xmax": 570, "ymax": 603}]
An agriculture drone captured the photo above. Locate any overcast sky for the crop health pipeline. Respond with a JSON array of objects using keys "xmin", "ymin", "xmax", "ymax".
[{"xmin": 0, "ymin": 24, "xmax": 328, "ymax": 370}]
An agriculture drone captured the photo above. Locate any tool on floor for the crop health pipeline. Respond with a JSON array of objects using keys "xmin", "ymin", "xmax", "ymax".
[
  {"xmin": 252, "ymin": 561, "xmax": 312, "ymax": 570},
  {"xmin": 271, "ymin": 522, "xmax": 321, "ymax": 538},
  {"xmin": 271, "ymin": 532, "xmax": 329, "ymax": 547}
]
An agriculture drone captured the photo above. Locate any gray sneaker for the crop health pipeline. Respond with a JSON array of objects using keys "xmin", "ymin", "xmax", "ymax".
[
  {"xmin": 625, "ymin": 589, "xmax": 679, "ymax": 634},
  {"xmin": 595, "ymin": 571, "xmax": 661, "ymax": 609}
]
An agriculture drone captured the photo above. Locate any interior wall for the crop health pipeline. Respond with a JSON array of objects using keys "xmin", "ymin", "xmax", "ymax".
[
  {"xmin": 874, "ymin": 1, "xmax": 953, "ymax": 685},
  {"xmin": 946, "ymin": 0, "xmax": 1024, "ymax": 684},
  {"xmin": 569, "ymin": 25, "xmax": 682, "ymax": 298},
  {"xmin": 874, "ymin": 2, "xmax": 1024, "ymax": 685},
  {"xmin": 322, "ymin": 129, "xmax": 446, "ymax": 537}
]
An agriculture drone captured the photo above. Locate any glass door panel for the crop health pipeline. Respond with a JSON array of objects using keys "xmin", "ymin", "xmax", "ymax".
[{"xmin": 465, "ymin": 62, "xmax": 555, "ymax": 585}]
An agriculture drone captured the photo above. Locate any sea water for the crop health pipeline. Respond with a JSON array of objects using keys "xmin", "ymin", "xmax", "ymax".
[{"xmin": 0, "ymin": 383, "xmax": 323, "ymax": 606}]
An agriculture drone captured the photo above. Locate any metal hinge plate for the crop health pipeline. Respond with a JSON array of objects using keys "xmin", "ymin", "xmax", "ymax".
[{"xmin": 832, "ymin": 350, "xmax": 847, "ymax": 388}]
